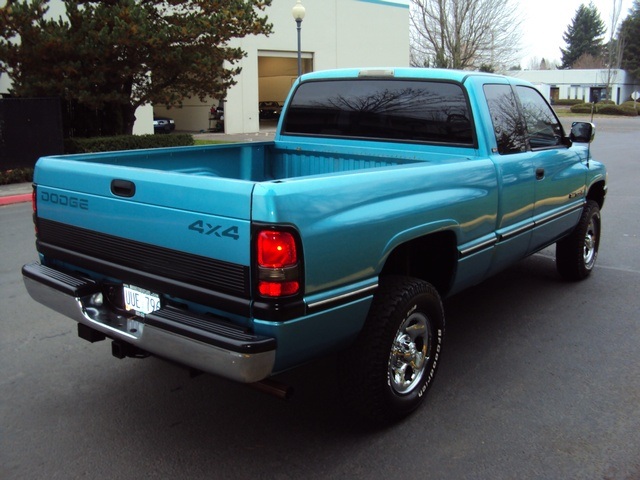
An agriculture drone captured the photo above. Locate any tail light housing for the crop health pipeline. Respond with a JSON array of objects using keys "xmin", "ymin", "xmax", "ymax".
[
  {"xmin": 32, "ymin": 185, "xmax": 38, "ymax": 235},
  {"xmin": 256, "ymin": 228, "xmax": 302, "ymax": 298}
]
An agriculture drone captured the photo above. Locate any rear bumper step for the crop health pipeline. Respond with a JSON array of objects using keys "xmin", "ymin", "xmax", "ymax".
[{"xmin": 22, "ymin": 263, "xmax": 276, "ymax": 383}]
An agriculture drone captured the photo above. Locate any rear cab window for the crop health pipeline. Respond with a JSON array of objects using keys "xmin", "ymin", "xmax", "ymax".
[{"xmin": 282, "ymin": 79, "xmax": 475, "ymax": 147}]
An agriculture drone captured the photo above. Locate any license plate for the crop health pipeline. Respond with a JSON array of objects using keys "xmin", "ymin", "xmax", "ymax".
[{"xmin": 123, "ymin": 284, "xmax": 161, "ymax": 315}]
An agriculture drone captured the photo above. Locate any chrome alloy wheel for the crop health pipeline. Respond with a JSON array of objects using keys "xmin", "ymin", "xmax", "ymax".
[
  {"xmin": 388, "ymin": 311, "xmax": 431, "ymax": 395},
  {"xmin": 583, "ymin": 215, "xmax": 599, "ymax": 269}
]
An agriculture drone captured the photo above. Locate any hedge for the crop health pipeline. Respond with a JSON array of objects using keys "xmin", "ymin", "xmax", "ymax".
[
  {"xmin": 64, "ymin": 133, "xmax": 194, "ymax": 154},
  {"xmin": 597, "ymin": 104, "xmax": 638, "ymax": 116},
  {"xmin": 570, "ymin": 103, "xmax": 595, "ymax": 114},
  {"xmin": 570, "ymin": 102, "xmax": 638, "ymax": 116},
  {"xmin": 0, "ymin": 167, "xmax": 33, "ymax": 185},
  {"xmin": 553, "ymin": 99, "xmax": 584, "ymax": 106}
]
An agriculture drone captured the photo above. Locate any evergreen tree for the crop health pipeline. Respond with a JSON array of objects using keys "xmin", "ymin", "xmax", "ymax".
[
  {"xmin": 560, "ymin": 2, "xmax": 606, "ymax": 69},
  {"xmin": 0, "ymin": 0, "xmax": 272, "ymax": 135},
  {"xmin": 620, "ymin": 0, "xmax": 640, "ymax": 79}
]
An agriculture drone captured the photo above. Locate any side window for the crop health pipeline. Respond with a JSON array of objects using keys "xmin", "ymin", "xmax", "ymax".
[
  {"xmin": 515, "ymin": 86, "xmax": 564, "ymax": 149},
  {"xmin": 483, "ymin": 84, "xmax": 527, "ymax": 155}
]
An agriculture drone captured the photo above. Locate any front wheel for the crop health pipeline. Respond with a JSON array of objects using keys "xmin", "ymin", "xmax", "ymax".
[
  {"xmin": 556, "ymin": 200, "xmax": 601, "ymax": 281},
  {"xmin": 340, "ymin": 276, "xmax": 445, "ymax": 424}
]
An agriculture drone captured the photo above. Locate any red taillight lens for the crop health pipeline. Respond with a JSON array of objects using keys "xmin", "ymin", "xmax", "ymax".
[
  {"xmin": 32, "ymin": 186, "xmax": 38, "ymax": 235},
  {"xmin": 258, "ymin": 280, "xmax": 300, "ymax": 297},
  {"xmin": 256, "ymin": 230, "xmax": 301, "ymax": 298},
  {"xmin": 257, "ymin": 231, "xmax": 298, "ymax": 267}
]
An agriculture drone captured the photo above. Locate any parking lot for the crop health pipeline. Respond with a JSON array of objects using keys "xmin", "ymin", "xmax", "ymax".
[{"xmin": 1, "ymin": 117, "xmax": 639, "ymax": 479}]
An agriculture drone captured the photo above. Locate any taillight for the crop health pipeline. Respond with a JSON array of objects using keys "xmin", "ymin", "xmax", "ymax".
[
  {"xmin": 256, "ymin": 229, "xmax": 301, "ymax": 297},
  {"xmin": 32, "ymin": 185, "xmax": 38, "ymax": 235},
  {"xmin": 32, "ymin": 186, "xmax": 37, "ymax": 213}
]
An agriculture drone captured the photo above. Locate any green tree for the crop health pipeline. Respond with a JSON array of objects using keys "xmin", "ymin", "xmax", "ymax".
[
  {"xmin": 560, "ymin": 2, "xmax": 606, "ymax": 69},
  {"xmin": 620, "ymin": 0, "xmax": 640, "ymax": 79},
  {"xmin": 0, "ymin": 0, "xmax": 272, "ymax": 136}
]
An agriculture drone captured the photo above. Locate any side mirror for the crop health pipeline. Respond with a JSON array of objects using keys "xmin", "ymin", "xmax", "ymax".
[{"xmin": 570, "ymin": 122, "xmax": 595, "ymax": 143}]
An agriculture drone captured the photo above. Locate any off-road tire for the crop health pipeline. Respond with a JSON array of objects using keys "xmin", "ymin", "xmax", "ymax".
[
  {"xmin": 556, "ymin": 200, "xmax": 601, "ymax": 281},
  {"xmin": 340, "ymin": 276, "xmax": 445, "ymax": 424}
]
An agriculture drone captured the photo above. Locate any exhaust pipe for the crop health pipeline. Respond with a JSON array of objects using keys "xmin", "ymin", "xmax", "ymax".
[{"xmin": 250, "ymin": 378, "xmax": 294, "ymax": 400}]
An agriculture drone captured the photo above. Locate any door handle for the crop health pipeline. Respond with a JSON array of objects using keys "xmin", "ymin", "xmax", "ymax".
[{"xmin": 536, "ymin": 168, "xmax": 545, "ymax": 180}]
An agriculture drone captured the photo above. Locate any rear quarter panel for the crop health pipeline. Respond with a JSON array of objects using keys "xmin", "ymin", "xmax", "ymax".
[{"xmin": 252, "ymin": 147, "xmax": 499, "ymax": 296}]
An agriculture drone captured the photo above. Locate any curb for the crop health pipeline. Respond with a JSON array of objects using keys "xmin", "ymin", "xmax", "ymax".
[{"xmin": 0, "ymin": 193, "xmax": 32, "ymax": 206}]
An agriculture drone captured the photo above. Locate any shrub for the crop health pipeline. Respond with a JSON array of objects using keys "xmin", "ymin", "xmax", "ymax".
[
  {"xmin": 64, "ymin": 133, "xmax": 194, "ymax": 154},
  {"xmin": 554, "ymin": 99, "xmax": 584, "ymax": 106},
  {"xmin": 570, "ymin": 103, "xmax": 595, "ymax": 114},
  {"xmin": 0, "ymin": 168, "xmax": 33, "ymax": 185},
  {"xmin": 594, "ymin": 103, "xmax": 638, "ymax": 116},
  {"xmin": 570, "ymin": 102, "xmax": 639, "ymax": 116}
]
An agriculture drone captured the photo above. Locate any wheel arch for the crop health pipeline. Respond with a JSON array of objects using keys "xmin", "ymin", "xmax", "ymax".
[
  {"xmin": 587, "ymin": 179, "xmax": 606, "ymax": 210},
  {"xmin": 379, "ymin": 230, "xmax": 458, "ymax": 297}
]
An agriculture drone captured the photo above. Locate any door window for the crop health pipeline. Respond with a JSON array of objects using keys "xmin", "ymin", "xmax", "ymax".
[
  {"xmin": 483, "ymin": 84, "xmax": 527, "ymax": 155},
  {"xmin": 515, "ymin": 86, "xmax": 564, "ymax": 150}
]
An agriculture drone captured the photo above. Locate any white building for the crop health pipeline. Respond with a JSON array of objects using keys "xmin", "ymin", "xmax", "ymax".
[
  {"xmin": 154, "ymin": 0, "xmax": 411, "ymax": 134},
  {"xmin": 1, "ymin": 1, "xmax": 409, "ymax": 135},
  {"xmin": 511, "ymin": 69, "xmax": 639, "ymax": 105}
]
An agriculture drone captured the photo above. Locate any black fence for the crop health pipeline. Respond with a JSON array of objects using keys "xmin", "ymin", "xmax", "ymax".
[
  {"xmin": 61, "ymin": 100, "xmax": 126, "ymax": 138},
  {"xmin": 0, "ymin": 98, "xmax": 64, "ymax": 170}
]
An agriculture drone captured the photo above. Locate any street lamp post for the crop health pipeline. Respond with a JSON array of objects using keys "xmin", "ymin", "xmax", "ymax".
[{"xmin": 292, "ymin": 0, "xmax": 305, "ymax": 77}]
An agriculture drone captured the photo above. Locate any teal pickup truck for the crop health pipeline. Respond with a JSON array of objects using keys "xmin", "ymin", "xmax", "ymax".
[{"xmin": 22, "ymin": 68, "xmax": 606, "ymax": 423}]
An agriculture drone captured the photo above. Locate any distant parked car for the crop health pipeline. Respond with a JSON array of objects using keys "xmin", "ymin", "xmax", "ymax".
[
  {"xmin": 259, "ymin": 101, "xmax": 281, "ymax": 119},
  {"xmin": 153, "ymin": 116, "xmax": 175, "ymax": 134}
]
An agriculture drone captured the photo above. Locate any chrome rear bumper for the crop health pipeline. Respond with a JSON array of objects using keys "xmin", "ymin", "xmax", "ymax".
[{"xmin": 22, "ymin": 263, "xmax": 276, "ymax": 383}]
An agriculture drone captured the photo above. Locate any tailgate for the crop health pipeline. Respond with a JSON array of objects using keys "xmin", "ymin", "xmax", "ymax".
[{"xmin": 33, "ymin": 157, "xmax": 255, "ymax": 313}]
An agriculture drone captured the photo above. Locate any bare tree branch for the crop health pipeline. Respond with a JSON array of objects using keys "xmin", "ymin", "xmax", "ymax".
[{"xmin": 410, "ymin": 0, "xmax": 522, "ymax": 71}]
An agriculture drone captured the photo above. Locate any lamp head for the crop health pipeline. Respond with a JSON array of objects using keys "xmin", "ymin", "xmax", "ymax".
[{"xmin": 292, "ymin": 0, "xmax": 305, "ymax": 22}]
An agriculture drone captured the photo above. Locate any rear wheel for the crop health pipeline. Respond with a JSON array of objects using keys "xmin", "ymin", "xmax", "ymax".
[
  {"xmin": 340, "ymin": 276, "xmax": 444, "ymax": 424},
  {"xmin": 556, "ymin": 200, "xmax": 601, "ymax": 281}
]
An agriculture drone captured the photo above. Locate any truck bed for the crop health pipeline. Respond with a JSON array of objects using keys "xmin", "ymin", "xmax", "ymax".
[{"xmin": 39, "ymin": 140, "xmax": 468, "ymax": 183}]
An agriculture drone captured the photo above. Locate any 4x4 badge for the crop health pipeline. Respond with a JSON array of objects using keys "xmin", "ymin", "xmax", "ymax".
[{"xmin": 188, "ymin": 220, "xmax": 239, "ymax": 240}]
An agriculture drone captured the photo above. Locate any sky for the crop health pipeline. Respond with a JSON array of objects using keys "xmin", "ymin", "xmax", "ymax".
[{"xmin": 519, "ymin": 0, "xmax": 634, "ymax": 67}]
